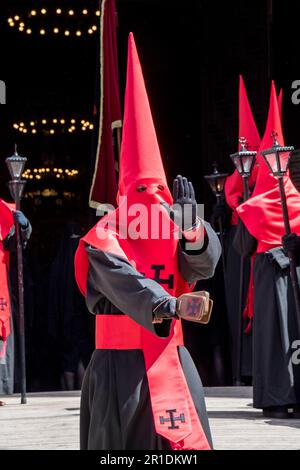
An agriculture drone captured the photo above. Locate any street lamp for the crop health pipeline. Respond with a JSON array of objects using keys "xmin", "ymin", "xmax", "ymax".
[
  {"xmin": 230, "ymin": 137, "xmax": 257, "ymax": 386},
  {"xmin": 204, "ymin": 163, "xmax": 228, "ymax": 274},
  {"xmin": 5, "ymin": 145, "xmax": 27, "ymax": 405},
  {"xmin": 230, "ymin": 137, "xmax": 256, "ymax": 200},
  {"xmin": 261, "ymin": 132, "xmax": 300, "ymax": 335}
]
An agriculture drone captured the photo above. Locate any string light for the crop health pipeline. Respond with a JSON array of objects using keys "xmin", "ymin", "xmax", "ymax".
[
  {"xmin": 22, "ymin": 167, "xmax": 79, "ymax": 180},
  {"xmin": 7, "ymin": 8, "xmax": 101, "ymax": 36},
  {"xmin": 12, "ymin": 117, "xmax": 95, "ymax": 136}
]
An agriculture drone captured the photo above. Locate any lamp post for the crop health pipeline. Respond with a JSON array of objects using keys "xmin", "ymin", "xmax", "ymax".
[
  {"xmin": 204, "ymin": 163, "xmax": 228, "ymax": 275},
  {"xmin": 261, "ymin": 132, "xmax": 300, "ymax": 335},
  {"xmin": 230, "ymin": 137, "xmax": 257, "ymax": 386},
  {"xmin": 6, "ymin": 145, "xmax": 27, "ymax": 405}
]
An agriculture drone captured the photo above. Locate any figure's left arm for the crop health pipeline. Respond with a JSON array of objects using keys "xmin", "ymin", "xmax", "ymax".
[{"xmin": 178, "ymin": 218, "xmax": 221, "ymax": 284}]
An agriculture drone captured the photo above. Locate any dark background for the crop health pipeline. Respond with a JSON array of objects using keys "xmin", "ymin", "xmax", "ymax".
[{"xmin": 0, "ymin": 0, "xmax": 300, "ymax": 389}]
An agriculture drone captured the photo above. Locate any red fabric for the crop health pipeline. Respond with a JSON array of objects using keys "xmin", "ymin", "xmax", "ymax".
[
  {"xmin": 0, "ymin": 200, "xmax": 14, "ymax": 358},
  {"xmin": 95, "ymin": 314, "xmax": 184, "ymax": 348},
  {"xmin": 278, "ymin": 88, "xmax": 283, "ymax": 121},
  {"xmin": 75, "ymin": 33, "xmax": 210, "ymax": 450},
  {"xmin": 242, "ymin": 255, "xmax": 255, "ymax": 326},
  {"xmin": 89, "ymin": 0, "xmax": 122, "ymax": 208},
  {"xmin": 237, "ymin": 82, "xmax": 300, "ymax": 251},
  {"xmin": 225, "ymin": 76, "xmax": 261, "ymax": 225}
]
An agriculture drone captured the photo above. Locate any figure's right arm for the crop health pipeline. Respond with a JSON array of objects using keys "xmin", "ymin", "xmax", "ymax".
[{"xmin": 85, "ymin": 245, "xmax": 177, "ymax": 337}]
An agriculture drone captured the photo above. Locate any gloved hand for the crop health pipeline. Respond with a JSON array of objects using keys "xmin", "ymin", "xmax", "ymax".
[
  {"xmin": 13, "ymin": 210, "xmax": 29, "ymax": 229},
  {"xmin": 152, "ymin": 297, "xmax": 178, "ymax": 323},
  {"xmin": 161, "ymin": 175, "xmax": 197, "ymax": 231},
  {"xmin": 282, "ymin": 233, "xmax": 300, "ymax": 254}
]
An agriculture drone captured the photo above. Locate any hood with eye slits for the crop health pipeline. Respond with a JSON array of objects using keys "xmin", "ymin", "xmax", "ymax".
[{"xmin": 117, "ymin": 33, "xmax": 172, "ymax": 206}]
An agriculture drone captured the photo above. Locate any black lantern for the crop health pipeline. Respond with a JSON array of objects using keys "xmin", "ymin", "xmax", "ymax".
[
  {"xmin": 261, "ymin": 133, "xmax": 300, "ymax": 335},
  {"xmin": 204, "ymin": 163, "xmax": 228, "ymax": 279},
  {"xmin": 204, "ymin": 163, "xmax": 228, "ymax": 196},
  {"xmin": 5, "ymin": 145, "xmax": 27, "ymax": 405},
  {"xmin": 230, "ymin": 137, "xmax": 257, "ymax": 200},
  {"xmin": 261, "ymin": 132, "xmax": 294, "ymax": 176},
  {"xmin": 6, "ymin": 146, "xmax": 27, "ymax": 206},
  {"xmin": 6, "ymin": 146, "xmax": 27, "ymax": 179}
]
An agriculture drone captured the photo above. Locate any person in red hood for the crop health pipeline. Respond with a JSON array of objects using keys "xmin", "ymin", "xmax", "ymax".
[
  {"xmin": 74, "ymin": 34, "xmax": 221, "ymax": 450},
  {"xmin": 0, "ymin": 200, "xmax": 31, "ymax": 402},
  {"xmin": 216, "ymin": 76, "xmax": 261, "ymax": 385},
  {"xmin": 234, "ymin": 82, "xmax": 300, "ymax": 419}
]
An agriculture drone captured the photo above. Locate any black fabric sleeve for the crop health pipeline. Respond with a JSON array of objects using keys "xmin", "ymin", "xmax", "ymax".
[
  {"xmin": 178, "ymin": 221, "xmax": 222, "ymax": 284},
  {"xmin": 86, "ymin": 246, "xmax": 174, "ymax": 337},
  {"xmin": 2, "ymin": 223, "xmax": 32, "ymax": 252},
  {"xmin": 233, "ymin": 218, "xmax": 257, "ymax": 257}
]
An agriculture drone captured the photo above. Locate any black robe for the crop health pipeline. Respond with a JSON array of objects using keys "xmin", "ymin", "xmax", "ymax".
[
  {"xmin": 48, "ymin": 229, "xmax": 94, "ymax": 376},
  {"xmin": 80, "ymin": 222, "xmax": 221, "ymax": 450},
  {"xmin": 234, "ymin": 221, "xmax": 300, "ymax": 408},
  {"xmin": 224, "ymin": 224, "xmax": 253, "ymax": 381},
  {"xmin": 0, "ymin": 223, "xmax": 32, "ymax": 395}
]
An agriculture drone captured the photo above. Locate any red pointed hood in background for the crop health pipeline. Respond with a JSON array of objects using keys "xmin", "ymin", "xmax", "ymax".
[
  {"xmin": 278, "ymin": 88, "xmax": 283, "ymax": 121},
  {"xmin": 237, "ymin": 82, "xmax": 300, "ymax": 250},
  {"xmin": 118, "ymin": 33, "xmax": 172, "ymax": 204},
  {"xmin": 224, "ymin": 76, "xmax": 261, "ymax": 220},
  {"xmin": 249, "ymin": 81, "xmax": 283, "ymax": 198}
]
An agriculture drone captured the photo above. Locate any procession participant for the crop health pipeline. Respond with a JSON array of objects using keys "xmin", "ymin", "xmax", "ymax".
[
  {"xmin": 235, "ymin": 82, "xmax": 300, "ymax": 418},
  {"xmin": 0, "ymin": 201, "xmax": 31, "ymax": 400},
  {"xmin": 75, "ymin": 33, "xmax": 221, "ymax": 450}
]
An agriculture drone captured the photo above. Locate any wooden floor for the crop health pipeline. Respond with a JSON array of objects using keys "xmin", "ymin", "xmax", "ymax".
[{"xmin": 0, "ymin": 387, "xmax": 299, "ymax": 450}]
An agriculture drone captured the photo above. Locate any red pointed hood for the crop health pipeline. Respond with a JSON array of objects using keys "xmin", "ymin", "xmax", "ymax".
[
  {"xmin": 237, "ymin": 82, "xmax": 300, "ymax": 250},
  {"xmin": 118, "ymin": 33, "xmax": 172, "ymax": 204},
  {"xmin": 225, "ymin": 76, "xmax": 261, "ymax": 219},
  {"xmin": 250, "ymin": 81, "xmax": 283, "ymax": 198}
]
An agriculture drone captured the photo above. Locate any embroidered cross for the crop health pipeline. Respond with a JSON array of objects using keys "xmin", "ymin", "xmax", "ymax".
[
  {"xmin": 186, "ymin": 298, "xmax": 202, "ymax": 316},
  {"xmin": 151, "ymin": 265, "xmax": 174, "ymax": 289},
  {"xmin": 0, "ymin": 298, "xmax": 8, "ymax": 311},
  {"xmin": 159, "ymin": 409, "xmax": 185, "ymax": 429}
]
